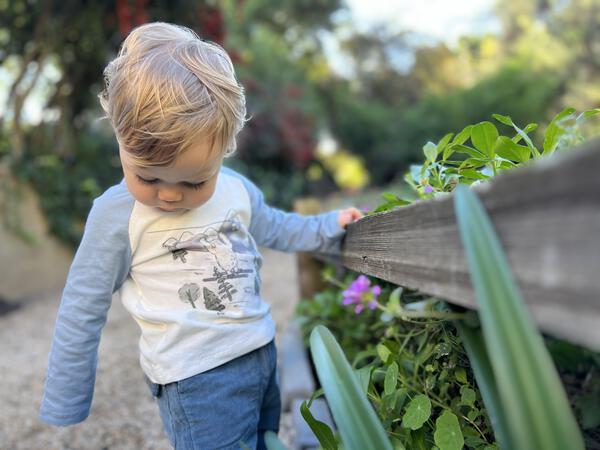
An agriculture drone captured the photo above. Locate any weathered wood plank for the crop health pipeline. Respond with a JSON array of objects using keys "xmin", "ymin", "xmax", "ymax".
[{"xmin": 334, "ymin": 139, "xmax": 600, "ymax": 350}]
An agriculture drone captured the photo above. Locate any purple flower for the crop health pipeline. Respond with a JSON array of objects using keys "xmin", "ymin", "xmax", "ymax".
[
  {"xmin": 342, "ymin": 275, "xmax": 382, "ymax": 314},
  {"xmin": 423, "ymin": 185, "xmax": 434, "ymax": 194}
]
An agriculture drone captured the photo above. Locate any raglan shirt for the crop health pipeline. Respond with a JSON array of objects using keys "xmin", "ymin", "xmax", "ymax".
[{"xmin": 39, "ymin": 166, "xmax": 345, "ymax": 426}]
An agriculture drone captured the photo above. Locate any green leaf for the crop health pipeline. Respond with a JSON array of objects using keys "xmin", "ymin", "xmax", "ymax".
[
  {"xmin": 460, "ymin": 386, "xmax": 476, "ymax": 406},
  {"xmin": 434, "ymin": 410, "xmax": 464, "ymax": 450},
  {"xmin": 455, "ymin": 367, "xmax": 467, "ymax": 384},
  {"xmin": 310, "ymin": 325, "xmax": 393, "ymax": 450},
  {"xmin": 264, "ymin": 430, "xmax": 289, "ymax": 450},
  {"xmin": 306, "ymin": 388, "xmax": 324, "ymax": 408},
  {"xmin": 377, "ymin": 343, "xmax": 392, "ymax": 364},
  {"xmin": 453, "ymin": 186, "xmax": 585, "ymax": 450},
  {"xmin": 384, "ymin": 362, "xmax": 399, "ymax": 395},
  {"xmin": 437, "ymin": 132, "xmax": 454, "ymax": 155},
  {"xmin": 424, "ymin": 141, "xmax": 438, "ymax": 163},
  {"xmin": 355, "ymin": 366, "xmax": 373, "ymax": 395},
  {"xmin": 458, "ymin": 157, "xmax": 488, "ymax": 170},
  {"xmin": 494, "ymin": 136, "xmax": 531, "ymax": 163},
  {"xmin": 470, "ymin": 121, "xmax": 498, "ymax": 158},
  {"xmin": 543, "ymin": 108, "xmax": 576, "ymax": 155},
  {"xmin": 578, "ymin": 108, "xmax": 600, "ymax": 121},
  {"xmin": 401, "ymin": 394, "xmax": 432, "ymax": 430},
  {"xmin": 300, "ymin": 400, "xmax": 338, "ymax": 450},
  {"xmin": 491, "ymin": 113, "xmax": 513, "ymax": 127},
  {"xmin": 458, "ymin": 169, "xmax": 488, "ymax": 180},
  {"xmin": 452, "ymin": 125, "xmax": 473, "ymax": 145},
  {"xmin": 452, "ymin": 144, "xmax": 486, "ymax": 159},
  {"xmin": 492, "ymin": 113, "xmax": 540, "ymax": 156}
]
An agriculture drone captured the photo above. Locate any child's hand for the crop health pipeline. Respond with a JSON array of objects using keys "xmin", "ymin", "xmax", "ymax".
[{"xmin": 338, "ymin": 207, "xmax": 364, "ymax": 229}]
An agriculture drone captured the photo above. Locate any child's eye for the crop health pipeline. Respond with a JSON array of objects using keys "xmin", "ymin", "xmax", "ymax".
[
  {"xmin": 135, "ymin": 174, "xmax": 205, "ymax": 190},
  {"xmin": 136, "ymin": 175, "xmax": 159, "ymax": 184},
  {"xmin": 183, "ymin": 181, "xmax": 205, "ymax": 191}
]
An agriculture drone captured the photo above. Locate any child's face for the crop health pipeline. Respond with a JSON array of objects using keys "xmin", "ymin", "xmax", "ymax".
[{"xmin": 119, "ymin": 138, "xmax": 223, "ymax": 213}]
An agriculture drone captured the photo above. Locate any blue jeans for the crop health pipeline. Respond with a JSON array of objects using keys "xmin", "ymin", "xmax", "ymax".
[{"xmin": 145, "ymin": 340, "xmax": 281, "ymax": 450}]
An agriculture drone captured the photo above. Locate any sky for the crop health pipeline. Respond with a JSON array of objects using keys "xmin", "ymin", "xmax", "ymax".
[
  {"xmin": 322, "ymin": 0, "xmax": 500, "ymax": 76},
  {"xmin": 344, "ymin": 0, "xmax": 499, "ymax": 43}
]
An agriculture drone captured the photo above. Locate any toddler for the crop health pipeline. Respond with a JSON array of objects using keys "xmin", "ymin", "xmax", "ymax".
[{"xmin": 39, "ymin": 22, "xmax": 361, "ymax": 450}]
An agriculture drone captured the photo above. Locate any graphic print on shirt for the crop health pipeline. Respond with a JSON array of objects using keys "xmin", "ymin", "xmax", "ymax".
[{"xmin": 161, "ymin": 210, "xmax": 258, "ymax": 313}]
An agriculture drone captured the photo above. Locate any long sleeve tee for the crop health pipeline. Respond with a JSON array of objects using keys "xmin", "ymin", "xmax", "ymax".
[{"xmin": 39, "ymin": 166, "xmax": 345, "ymax": 426}]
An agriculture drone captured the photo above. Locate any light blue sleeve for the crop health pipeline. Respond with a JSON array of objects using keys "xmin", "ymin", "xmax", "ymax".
[
  {"xmin": 223, "ymin": 167, "xmax": 346, "ymax": 253},
  {"xmin": 39, "ymin": 182, "xmax": 134, "ymax": 426}
]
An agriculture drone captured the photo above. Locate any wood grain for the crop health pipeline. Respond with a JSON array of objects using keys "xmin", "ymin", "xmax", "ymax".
[{"xmin": 322, "ymin": 139, "xmax": 600, "ymax": 350}]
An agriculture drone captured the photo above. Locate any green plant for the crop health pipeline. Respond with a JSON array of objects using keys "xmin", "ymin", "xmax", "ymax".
[
  {"xmin": 371, "ymin": 107, "xmax": 599, "ymax": 214},
  {"xmin": 454, "ymin": 185, "xmax": 584, "ymax": 449},
  {"xmin": 296, "ymin": 107, "xmax": 599, "ymax": 449}
]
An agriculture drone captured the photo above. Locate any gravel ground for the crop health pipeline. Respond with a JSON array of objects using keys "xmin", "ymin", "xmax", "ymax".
[{"xmin": 0, "ymin": 247, "xmax": 300, "ymax": 450}]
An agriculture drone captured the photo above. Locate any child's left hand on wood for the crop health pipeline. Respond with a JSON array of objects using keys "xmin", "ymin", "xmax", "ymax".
[{"xmin": 338, "ymin": 207, "xmax": 364, "ymax": 228}]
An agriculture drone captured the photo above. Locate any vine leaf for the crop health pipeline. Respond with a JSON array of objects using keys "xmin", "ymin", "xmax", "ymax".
[
  {"xmin": 401, "ymin": 394, "xmax": 431, "ymax": 430},
  {"xmin": 434, "ymin": 410, "xmax": 464, "ymax": 450}
]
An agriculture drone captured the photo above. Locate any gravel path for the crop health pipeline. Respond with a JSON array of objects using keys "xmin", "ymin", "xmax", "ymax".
[{"xmin": 0, "ymin": 247, "xmax": 300, "ymax": 450}]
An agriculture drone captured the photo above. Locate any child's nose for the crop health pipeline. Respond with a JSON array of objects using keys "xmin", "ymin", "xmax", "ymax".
[{"xmin": 158, "ymin": 187, "xmax": 183, "ymax": 203}]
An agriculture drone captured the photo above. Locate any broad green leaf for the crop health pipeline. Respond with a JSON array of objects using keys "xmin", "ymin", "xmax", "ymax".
[
  {"xmin": 453, "ymin": 186, "xmax": 585, "ymax": 450},
  {"xmin": 452, "ymin": 144, "xmax": 486, "ymax": 158},
  {"xmin": 381, "ymin": 192, "xmax": 399, "ymax": 202},
  {"xmin": 455, "ymin": 367, "xmax": 467, "ymax": 384},
  {"xmin": 386, "ymin": 287, "xmax": 403, "ymax": 316},
  {"xmin": 470, "ymin": 122, "xmax": 498, "ymax": 158},
  {"xmin": 300, "ymin": 400, "xmax": 337, "ymax": 450},
  {"xmin": 458, "ymin": 169, "xmax": 488, "ymax": 180},
  {"xmin": 384, "ymin": 362, "xmax": 399, "ymax": 395},
  {"xmin": 424, "ymin": 141, "xmax": 438, "ymax": 163},
  {"xmin": 497, "ymin": 160, "xmax": 517, "ymax": 170},
  {"xmin": 310, "ymin": 325, "xmax": 393, "ymax": 450},
  {"xmin": 377, "ymin": 343, "xmax": 392, "ymax": 363},
  {"xmin": 460, "ymin": 386, "xmax": 476, "ymax": 406},
  {"xmin": 434, "ymin": 410, "xmax": 464, "ymax": 450},
  {"xmin": 494, "ymin": 136, "xmax": 531, "ymax": 162},
  {"xmin": 452, "ymin": 125, "xmax": 473, "ymax": 145},
  {"xmin": 543, "ymin": 108, "xmax": 576, "ymax": 155},
  {"xmin": 355, "ymin": 366, "xmax": 373, "ymax": 395},
  {"xmin": 401, "ymin": 394, "xmax": 431, "ymax": 430},
  {"xmin": 437, "ymin": 132, "xmax": 454, "ymax": 155},
  {"xmin": 264, "ymin": 431, "xmax": 289, "ymax": 450},
  {"xmin": 491, "ymin": 113, "xmax": 513, "ymax": 127},
  {"xmin": 458, "ymin": 157, "xmax": 488, "ymax": 170},
  {"xmin": 492, "ymin": 113, "xmax": 540, "ymax": 156}
]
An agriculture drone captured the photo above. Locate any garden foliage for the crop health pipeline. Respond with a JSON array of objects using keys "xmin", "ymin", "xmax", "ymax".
[{"xmin": 292, "ymin": 108, "xmax": 599, "ymax": 450}]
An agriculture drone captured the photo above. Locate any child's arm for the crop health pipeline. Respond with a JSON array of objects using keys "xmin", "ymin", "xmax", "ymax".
[
  {"xmin": 39, "ymin": 185, "xmax": 133, "ymax": 426},
  {"xmin": 228, "ymin": 168, "xmax": 362, "ymax": 253}
]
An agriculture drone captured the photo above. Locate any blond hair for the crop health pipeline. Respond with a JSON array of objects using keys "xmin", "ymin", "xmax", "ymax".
[{"xmin": 99, "ymin": 22, "xmax": 246, "ymax": 167}]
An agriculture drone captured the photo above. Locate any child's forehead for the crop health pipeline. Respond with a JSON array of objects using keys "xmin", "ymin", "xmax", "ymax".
[{"xmin": 124, "ymin": 142, "xmax": 223, "ymax": 181}]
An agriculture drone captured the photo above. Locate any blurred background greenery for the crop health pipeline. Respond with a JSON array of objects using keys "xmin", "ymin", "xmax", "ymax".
[{"xmin": 1, "ymin": 0, "xmax": 599, "ymax": 247}]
